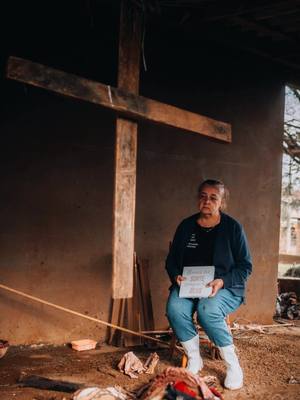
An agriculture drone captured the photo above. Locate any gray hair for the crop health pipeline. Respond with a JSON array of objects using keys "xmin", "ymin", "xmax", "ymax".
[{"xmin": 197, "ymin": 179, "xmax": 229, "ymax": 210}]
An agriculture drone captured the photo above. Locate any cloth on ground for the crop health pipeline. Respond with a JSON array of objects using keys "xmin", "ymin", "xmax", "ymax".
[
  {"xmin": 137, "ymin": 367, "xmax": 222, "ymax": 400},
  {"xmin": 118, "ymin": 352, "xmax": 159, "ymax": 379}
]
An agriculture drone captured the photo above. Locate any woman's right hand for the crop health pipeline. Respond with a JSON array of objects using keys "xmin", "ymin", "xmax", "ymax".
[{"xmin": 175, "ymin": 275, "xmax": 186, "ymax": 286}]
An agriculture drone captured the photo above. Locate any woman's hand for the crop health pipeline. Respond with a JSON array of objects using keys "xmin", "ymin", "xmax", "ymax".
[
  {"xmin": 175, "ymin": 275, "xmax": 186, "ymax": 286},
  {"xmin": 207, "ymin": 279, "xmax": 224, "ymax": 297}
]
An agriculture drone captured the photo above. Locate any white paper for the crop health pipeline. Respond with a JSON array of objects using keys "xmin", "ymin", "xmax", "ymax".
[{"xmin": 179, "ymin": 266, "xmax": 215, "ymax": 298}]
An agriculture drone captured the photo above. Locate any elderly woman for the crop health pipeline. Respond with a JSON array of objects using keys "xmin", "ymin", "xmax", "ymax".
[{"xmin": 166, "ymin": 179, "xmax": 252, "ymax": 390}]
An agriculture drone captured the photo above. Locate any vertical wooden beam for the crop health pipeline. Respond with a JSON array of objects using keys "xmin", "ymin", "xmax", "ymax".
[{"xmin": 112, "ymin": 0, "xmax": 142, "ymax": 299}]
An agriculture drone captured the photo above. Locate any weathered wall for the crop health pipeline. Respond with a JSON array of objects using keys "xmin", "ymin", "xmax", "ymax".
[
  {"xmin": 136, "ymin": 82, "xmax": 284, "ymax": 327},
  {"xmin": 0, "ymin": 101, "xmax": 116, "ymax": 343},
  {"xmin": 0, "ymin": 5, "xmax": 284, "ymax": 343}
]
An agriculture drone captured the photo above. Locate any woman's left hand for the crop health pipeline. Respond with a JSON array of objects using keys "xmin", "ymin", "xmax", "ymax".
[{"xmin": 207, "ymin": 279, "xmax": 224, "ymax": 297}]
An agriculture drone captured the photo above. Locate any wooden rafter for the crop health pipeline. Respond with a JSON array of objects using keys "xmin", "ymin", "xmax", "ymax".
[{"xmin": 229, "ymin": 16, "xmax": 296, "ymax": 42}]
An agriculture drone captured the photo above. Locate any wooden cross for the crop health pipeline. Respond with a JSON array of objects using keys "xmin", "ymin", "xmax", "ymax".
[{"xmin": 6, "ymin": 1, "xmax": 231, "ymax": 299}]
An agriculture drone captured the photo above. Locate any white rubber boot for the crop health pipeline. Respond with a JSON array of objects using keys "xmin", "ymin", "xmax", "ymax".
[
  {"xmin": 180, "ymin": 335, "xmax": 203, "ymax": 374},
  {"xmin": 218, "ymin": 344, "xmax": 243, "ymax": 390}
]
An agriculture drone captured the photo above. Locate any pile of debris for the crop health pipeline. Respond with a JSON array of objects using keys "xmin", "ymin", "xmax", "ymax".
[
  {"xmin": 20, "ymin": 352, "xmax": 223, "ymax": 400},
  {"xmin": 137, "ymin": 367, "xmax": 222, "ymax": 400},
  {"xmin": 73, "ymin": 367, "xmax": 222, "ymax": 400},
  {"xmin": 276, "ymin": 292, "xmax": 300, "ymax": 320}
]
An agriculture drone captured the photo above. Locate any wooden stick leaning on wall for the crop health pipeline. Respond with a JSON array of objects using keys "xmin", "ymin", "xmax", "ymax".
[
  {"xmin": 0, "ymin": 283, "xmax": 181, "ymax": 350},
  {"xmin": 108, "ymin": 253, "xmax": 141, "ymax": 346},
  {"xmin": 123, "ymin": 258, "xmax": 142, "ymax": 346},
  {"xmin": 107, "ymin": 298, "xmax": 126, "ymax": 346},
  {"xmin": 108, "ymin": 256, "xmax": 156, "ymax": 347},
  {"xmin": 137, "ymin": 258, "xmax": 155, "ymax": 333}
]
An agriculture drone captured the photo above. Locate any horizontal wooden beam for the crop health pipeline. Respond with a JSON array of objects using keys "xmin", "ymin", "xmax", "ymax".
[{"xmin": 6, "ymin": 56, "xmax": 231, "ymax": 143}]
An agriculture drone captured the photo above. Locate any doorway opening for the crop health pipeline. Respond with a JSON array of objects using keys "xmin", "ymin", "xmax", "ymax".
[
  {"xmin": 277, "ymin": 85, "xmax": 300, "ymax": 321},
  {"xmin": 279, "ymin": 85, "xmax": 300, "ymax": 274}
]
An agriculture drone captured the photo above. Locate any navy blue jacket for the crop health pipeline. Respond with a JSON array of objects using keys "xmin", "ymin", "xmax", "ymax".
[{"xmin": 166, "ymin": 212, "xmax": 252, "ymax": 298}]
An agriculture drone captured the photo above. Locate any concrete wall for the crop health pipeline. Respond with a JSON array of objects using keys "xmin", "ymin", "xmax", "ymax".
[
  {"xmin": 0, "ymin": 8, "xmax": 285, "ymax": 343},
  {"xmin": 0, "ymin": 101, "xmax": 115, "ymax": 343},
  {"xmin": 136, "ymin": 66, "xmax": 284, "ymax": 328}
]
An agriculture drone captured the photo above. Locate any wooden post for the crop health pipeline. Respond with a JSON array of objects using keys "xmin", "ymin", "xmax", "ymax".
[{"xmin": 112, "ymin": 1, "xmax": 142, "ymax": 299}]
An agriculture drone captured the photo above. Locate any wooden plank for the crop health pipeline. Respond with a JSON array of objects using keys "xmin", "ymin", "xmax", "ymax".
[
  {"xmin": 6, "ymin": 56, "xmax": 232, "ymax": 142},
  {"xmin": 107, "ymin": 298, "xmax": 122, "ymax": 345},
  {"xmin": 124, "ymin": 261, "xmax": 142, "ymax": 346},
  {"xmin": 112, "ymin": 0, "xmax": 141, "ymax": 299},
  {"xmin": 112, "ymin": 119, "xmax": 137, "ymax": 299},
  {"xmin": 138, "ymin": 259, "xmax": 155, "ymax": 332},
  {"xmin": 115, "ymin": 298, "xmax": 126, "ymax": 346}
]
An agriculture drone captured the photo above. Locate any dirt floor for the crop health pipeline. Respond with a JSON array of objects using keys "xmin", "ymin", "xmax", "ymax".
[{"xmin": 1, "ymin": 326, "xmax": 300, "ymax": 400}]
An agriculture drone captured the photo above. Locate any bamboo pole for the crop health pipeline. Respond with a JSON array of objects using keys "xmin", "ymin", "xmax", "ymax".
[
  {"xmin": 231, "ymin": 322, "xmax": 295, "ymax": 331},
  {"xmin": 0, "ymin": 283, "xmax": 180, "ymax": 349},
  {"xmin": 141, "ymin": 330, "xmax": 172, "ymax": 334}
]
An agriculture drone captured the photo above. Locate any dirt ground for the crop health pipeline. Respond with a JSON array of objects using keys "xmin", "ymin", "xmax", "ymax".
[{"xmin": 1, "ymin": 326, "xmax": 300, "ymax": 400}]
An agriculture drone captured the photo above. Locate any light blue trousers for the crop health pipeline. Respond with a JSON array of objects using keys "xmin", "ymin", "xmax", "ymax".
[{"xmin": 166, "ymin": 286, "xmax": 243, "ymax": 347}]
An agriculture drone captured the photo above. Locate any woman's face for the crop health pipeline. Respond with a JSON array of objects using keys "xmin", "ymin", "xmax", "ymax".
[{"xmin": 198, "ymin": 185, "xmax": 223, "ymax": 217}]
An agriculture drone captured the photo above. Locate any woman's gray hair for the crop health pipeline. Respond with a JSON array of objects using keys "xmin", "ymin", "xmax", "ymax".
[{"xmin": 197, "ymin": 179, "xmax": 229, "ymax": 211}]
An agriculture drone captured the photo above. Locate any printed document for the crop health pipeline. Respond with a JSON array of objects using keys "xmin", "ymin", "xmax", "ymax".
[{"xmin": 179, "ymin": 266, "xmax": 215, "ymax": 298}]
